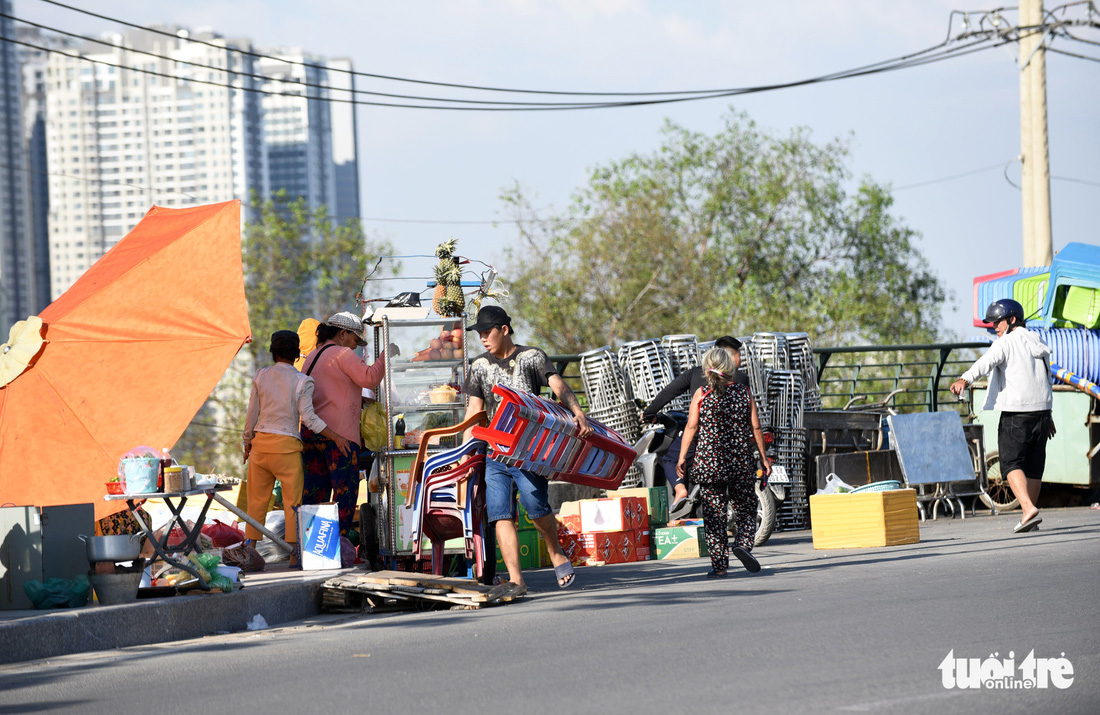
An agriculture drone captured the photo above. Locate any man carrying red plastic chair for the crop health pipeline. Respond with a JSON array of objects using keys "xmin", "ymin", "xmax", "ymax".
[{"xmin": 462, "ymin": 305, "xmax": 592, "ymax": 597}]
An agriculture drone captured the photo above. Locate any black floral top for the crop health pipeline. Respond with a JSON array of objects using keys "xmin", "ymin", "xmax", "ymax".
[{"xmin": 690, "ymin": 383, "xmax": 755, "ymax": 485}]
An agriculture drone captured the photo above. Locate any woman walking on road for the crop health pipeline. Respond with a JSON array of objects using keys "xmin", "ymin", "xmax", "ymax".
[{"xmin": 677, "ymin": 347, "xmax": 770, "ymax": 578}]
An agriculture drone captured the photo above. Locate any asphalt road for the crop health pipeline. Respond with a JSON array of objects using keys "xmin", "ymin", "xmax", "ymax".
[{"xmin": 2, "ymin": 508, "xmax": 1097, "ymax": 714}]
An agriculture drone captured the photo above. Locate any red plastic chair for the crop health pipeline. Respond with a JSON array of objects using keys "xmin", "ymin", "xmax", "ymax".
[{"xmin": 405, "ymin": 412, "xmax": 490, "ymax": 577}]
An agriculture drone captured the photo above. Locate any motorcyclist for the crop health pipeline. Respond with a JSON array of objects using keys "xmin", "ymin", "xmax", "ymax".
[{"xmin": 642, "ymin": 336, "xmax": 749, "ymax": 517}]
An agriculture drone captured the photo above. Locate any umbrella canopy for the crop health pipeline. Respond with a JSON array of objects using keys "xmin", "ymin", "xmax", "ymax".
[{"xmin": 0, "ymin": 200, "xmax": 251, "ymax": 519}]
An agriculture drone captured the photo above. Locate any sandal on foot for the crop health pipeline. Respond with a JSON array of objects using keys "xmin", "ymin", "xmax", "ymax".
[
  {"xmin": 732, "ymin": 546, "xmax": 761, "ymax": 573},
  {"xmin": 1013, "ymin": 514, "xmax": 1042, "ymax": 533},
  {"xmin": 706, "ymin": 569, "xmax": 728, "ymax": 579},
  {"xmin": 555, "ymin": 561, "xmax": 576, "ymax": 589}
]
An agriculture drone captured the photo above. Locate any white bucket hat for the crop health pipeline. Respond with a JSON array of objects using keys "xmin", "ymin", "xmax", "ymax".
[{"xmin": 325, "ymin": 311, "xmax": 367, "ymax": 346}]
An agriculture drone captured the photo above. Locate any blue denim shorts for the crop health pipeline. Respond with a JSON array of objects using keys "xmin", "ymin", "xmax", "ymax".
[{"xmin": 485, "ymin": 457, "xmax": 552, "ymax": 523}]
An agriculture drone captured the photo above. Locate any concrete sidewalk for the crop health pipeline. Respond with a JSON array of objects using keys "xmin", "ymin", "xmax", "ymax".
[{"xmin": 0, "ymin": 562, "xmax": 346, "ymax": 665}]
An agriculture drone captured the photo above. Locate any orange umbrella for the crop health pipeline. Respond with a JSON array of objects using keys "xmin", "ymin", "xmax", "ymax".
[{"xmin": 0, "ymin": 201, "xmax": 251, "ymax": 519}]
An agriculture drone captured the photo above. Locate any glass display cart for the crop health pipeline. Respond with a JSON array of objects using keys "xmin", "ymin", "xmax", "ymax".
[{"xmin": 369, "ymin": 314, "xmax": 471, "ymax": 568}]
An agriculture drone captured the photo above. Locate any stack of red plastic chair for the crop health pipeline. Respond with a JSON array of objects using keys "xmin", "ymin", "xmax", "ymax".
[
  {"xmin": 471, "ymin": 385, "xmax": 637, "ymax": 490},
  {"xmin": 405, "ymin": 412, "xmax": 490, "ymax": 578}
]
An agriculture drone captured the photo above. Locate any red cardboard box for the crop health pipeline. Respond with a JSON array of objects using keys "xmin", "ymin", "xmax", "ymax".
[
  {"xmin": 581, "ymin": 530, "xmax": 636, "ymax": 564},
  {"xmin": 634, "ymin": 528, "xmax": 652, "ymax": 560},
  {"xmin": 559, "ymin": 513, "xmax": 583, "ymax": 534},
  {"xmin": 559, "ymin": 532, "xmax": 588, "ymax": 566},
  {"xmin": 580, "ymin": 497, "xmax": 648, "ymax": 533}
]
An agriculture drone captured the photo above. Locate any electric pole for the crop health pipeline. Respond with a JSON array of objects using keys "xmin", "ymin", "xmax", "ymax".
[{"xmin": 1019, "ymin": 0, "xmax": 1054, "ymax": 267}]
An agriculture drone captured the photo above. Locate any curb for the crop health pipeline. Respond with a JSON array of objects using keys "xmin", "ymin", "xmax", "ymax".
[{"xmin": 0, "ymin": 575, "xmax": 331, "ymax": 665}]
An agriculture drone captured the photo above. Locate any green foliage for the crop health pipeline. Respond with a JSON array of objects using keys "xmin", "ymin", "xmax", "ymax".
[
  {"xmin": 501, "ymin": 110, "xmax": 946, "ymax": 353},
  {"xmin": 171, "ymin": 193, "xmax": 392, "ymax": 473}
]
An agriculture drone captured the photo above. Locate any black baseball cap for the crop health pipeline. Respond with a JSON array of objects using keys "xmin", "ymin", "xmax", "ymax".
[{"xmin": 467, "ymin": 305, "xmax": 512, "ymax": 333}]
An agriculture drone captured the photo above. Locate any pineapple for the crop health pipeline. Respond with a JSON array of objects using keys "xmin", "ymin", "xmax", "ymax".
[{"xmin": 432, "ymin": 237, "xmax": 464, "ymax": 317}]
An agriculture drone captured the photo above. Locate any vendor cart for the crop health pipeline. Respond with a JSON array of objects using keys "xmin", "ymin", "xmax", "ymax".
[{"xmin": 368, "ymin": 315, "xmax": 472, "ymax": 569}]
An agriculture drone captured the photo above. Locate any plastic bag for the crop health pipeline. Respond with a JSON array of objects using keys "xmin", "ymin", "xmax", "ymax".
[
  {"xmin": 24, "ymin": 576, "xmax": 91, "ymax": 609},
  {"xmin": 201, "ymin": 519, "xmax": 245, "ymax": 547},
  {"xmin": 817, "ymin": 473, "xmax": 856, "ymax": 495},
  {"xmin": 254, "ymin": 511, "xmax": 287, "ymax": 564},
  {"xmin": 360, "ymin": 400, "xmax": 387, "ymax": 452},
  {"xmin": 340, "ymin": 536, "xmax": 357, "ymax": 568},
  {"xmin": 223, "ymin": 544, "xmax": 266, "ymax": 572}
]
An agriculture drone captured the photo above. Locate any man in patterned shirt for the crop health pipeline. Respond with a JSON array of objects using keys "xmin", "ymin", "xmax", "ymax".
[{"xmin": 462, "ymin": 306, "xmax": 591, "ymax": 594}]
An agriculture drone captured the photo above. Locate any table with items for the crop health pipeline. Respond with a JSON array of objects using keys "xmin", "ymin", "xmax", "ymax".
[{"xmin": 104, "ymin": 484, "xmax": 231, "ymax": 590}]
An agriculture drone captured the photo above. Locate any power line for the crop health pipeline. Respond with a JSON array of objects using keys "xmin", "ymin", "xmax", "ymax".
[
  {"xmin": 1053, "ymin": 175, "xmax": 1100, "ymax": 187},
  {"xmin": 28, "ymin": 0, "xmax": 979, "ymax": 98},
  {"xmin": 1047, "ymin": 44, "xmax": 1100, "ymax": 61},
  {"xmin": 891, "ymin": 161, "xmax": 1015, "ymax": 191},
  {"xmin": 0, "ymin": 30, "xmax": 1012, "ymax": 111}
]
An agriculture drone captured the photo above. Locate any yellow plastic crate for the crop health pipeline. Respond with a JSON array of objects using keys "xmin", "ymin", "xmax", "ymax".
[{"xmin": 810, "ymin": 489, "xmax": 920, "ymax": 549}]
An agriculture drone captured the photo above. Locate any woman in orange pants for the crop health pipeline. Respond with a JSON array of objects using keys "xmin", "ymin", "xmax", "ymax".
[{"xmin": 243, "ymin": 331, "xmax": 348, "ymax": 566}]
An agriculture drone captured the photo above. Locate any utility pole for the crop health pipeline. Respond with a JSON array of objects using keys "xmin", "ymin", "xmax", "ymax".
[{"xmin": 1019, "ymin": 0, "xmax": 1054, "ymax": 267}]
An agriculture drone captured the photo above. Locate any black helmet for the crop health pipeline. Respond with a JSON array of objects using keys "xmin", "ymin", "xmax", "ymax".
[{"xmin": 984, "ymin": 298, "xmax": 1025, "ymax": 326}]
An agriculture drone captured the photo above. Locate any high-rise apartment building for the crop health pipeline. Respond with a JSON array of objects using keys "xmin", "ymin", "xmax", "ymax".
[
  {"xmin": 18, "ymin": 26, "xmax": 80, "ymax": 322},
  {"xmin": 257, "ymin": 51, "xmax": 359, "ymax": 219},
  {"xmin": 0, "ymin": 0, "xmax": 34, "ymax": 334},
  {"xmin": 43, "ymin": 26, "xmax": 267, "ymax": 298}
]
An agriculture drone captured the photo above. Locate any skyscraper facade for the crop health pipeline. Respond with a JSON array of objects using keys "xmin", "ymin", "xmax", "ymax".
[
  {"xmin": 43, "ymin": 26, "xmax": 267, "ymax": 298},
  {"xmin": 0, "ymin": 0, "xmax": 34, "ymax": 333}
]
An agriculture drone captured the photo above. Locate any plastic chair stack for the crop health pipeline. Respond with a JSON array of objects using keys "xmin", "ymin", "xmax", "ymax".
[
  {"xmin": 471, "ymin": 385, "xmax": 637, "ymax": 490},
  {"xmin": 404, "ymin": 412, "xmax": 491, "ymax": 578}
]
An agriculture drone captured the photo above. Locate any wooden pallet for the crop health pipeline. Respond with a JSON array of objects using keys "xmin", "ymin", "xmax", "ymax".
[{"xmin": 321, "ymin": 570, "xmax": 520, "ymax": 612}]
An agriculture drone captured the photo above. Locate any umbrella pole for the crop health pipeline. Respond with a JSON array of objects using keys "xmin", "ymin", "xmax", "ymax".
[{"xmin": 212, "ymin": 492, "xmax": 295, "ymax": 554}]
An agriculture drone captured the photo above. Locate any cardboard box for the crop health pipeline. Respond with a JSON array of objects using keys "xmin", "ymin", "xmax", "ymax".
[
  {"xmin": 653, "ymin": 525, "xmax": 709, "ymax": 560},
  {"xmin": 557, "ymin": 512, "xmax": 582, "ymax": 534},
  {"xmin": 495, "ymin": 529, "xmax": 544, "ymax": 571},
  {"xmin": 634, "ymin": 529, "xmax": 652, "ymax": 560},
  {"xmin": 580, "ymin": 530, "xmax": 636, "ymax": 564},
  {"xmin": 579, "ymin": 497, "xmax": 647, "ymax": 533},
  {"xmin": 810, "ymin": 488, "xmax": 920, "ymax": 549},
  {"xmin": 608, "ymin": 487, "xmax": 668, "ymax": 528},
  {"xmin": 516, "ymin": 500, "xmax": 538, "ymax": 531}
]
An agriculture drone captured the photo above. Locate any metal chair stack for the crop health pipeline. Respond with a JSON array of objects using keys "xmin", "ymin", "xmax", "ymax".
[
  {"xmin": 660, "ymin": 334, "xmax": 700, "ymax": 412},
  {"xmin": 617, "ymin": 339, "xmax": 675, "ymax": 406},
  {"xmin": 786, "ymin": 333, "xmax": 822, "ymax": 411},
  {"xmin": 580, "ymin": 346, "xmax": 642, "ymax": 484},
  {"xmin": 766, "ymin": 369, "xmax": 810, "ymax": 530},
  {"xmin": 738, "ymin": 337, "xmax": 770, "ymax": 424},
  {"xmin": 752, "ymin": 332, "xmax": 791, "ymax": 370},
  {"xmin": 579, "ymin": 346, "xmax": 632, "ymax": 409}
]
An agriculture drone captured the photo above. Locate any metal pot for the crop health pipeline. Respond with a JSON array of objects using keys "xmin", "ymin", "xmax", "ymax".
[{"xmin": 78, "ymin": 534, "xmax": 143, "ymax": 562}]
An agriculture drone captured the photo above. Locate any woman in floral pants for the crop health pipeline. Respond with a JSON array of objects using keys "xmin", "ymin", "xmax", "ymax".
[{"xmin": 678, "ymin": 348, "xmax": 771, "ymax": 577}]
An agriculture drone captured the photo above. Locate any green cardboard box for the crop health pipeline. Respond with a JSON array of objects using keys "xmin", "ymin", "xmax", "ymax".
[
  {"xmin": 608, "ymin": 487, "xmax": 669, "ymax": 527},
  {"xmin": 495, "ymin": 529, "xmax": 544, "ymax": 570},
  {"xmin": 516, "ymin": 499, "xmax": 538, "ymax": 531},
  {"xmin": 653, "ymin": 525, "xmax": 709, "ymax": 560}
]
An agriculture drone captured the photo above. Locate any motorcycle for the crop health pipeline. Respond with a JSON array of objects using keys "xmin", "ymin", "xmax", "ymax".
[{"xmin": 633, "ymin": 410, "xmax": 779, "ymax": 548}]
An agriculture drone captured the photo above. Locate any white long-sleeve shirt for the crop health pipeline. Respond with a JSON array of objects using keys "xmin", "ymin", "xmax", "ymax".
[
  {"xmin": 960, "ymin": 327, "xmax": 1053, "ymax": 412},
  {"xmin": 242, "ymin": 363, "xmax": 328, "ymax": 450}
]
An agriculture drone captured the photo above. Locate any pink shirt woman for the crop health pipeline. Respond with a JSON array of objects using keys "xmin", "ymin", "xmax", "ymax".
[{"xmin": 299, "ymin": 311, "xmax": 396, "ymax": 537}]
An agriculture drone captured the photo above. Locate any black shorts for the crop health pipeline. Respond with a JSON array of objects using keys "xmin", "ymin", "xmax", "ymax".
[{"xmin": 998, "ymin": 410, "xmax": 1052, "ymax": 480}]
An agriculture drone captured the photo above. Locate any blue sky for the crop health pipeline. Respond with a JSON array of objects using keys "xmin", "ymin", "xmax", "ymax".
[{"xmin": 20, "ymin": 0, "xmax": 1099, "ymax": 341}]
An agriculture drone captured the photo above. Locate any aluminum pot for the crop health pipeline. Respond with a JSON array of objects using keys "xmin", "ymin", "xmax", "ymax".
[{"xmin": 78, "ymin": 534, "xmax": 142, "ymax": 562}]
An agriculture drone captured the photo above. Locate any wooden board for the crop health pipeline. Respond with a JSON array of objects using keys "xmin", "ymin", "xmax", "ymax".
[{"xmin": 322, "ymin": 568, "xmax": 515, "ymax": 611}]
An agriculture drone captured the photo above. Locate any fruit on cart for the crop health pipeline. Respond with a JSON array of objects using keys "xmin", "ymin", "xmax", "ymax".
[
  {"xmin": 409, "ymin": 322, "xmax": 466, "ymax": 361},
  {"xmin": 432, "ymin": 238, "xmax": 466, "ymax": 317}
]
